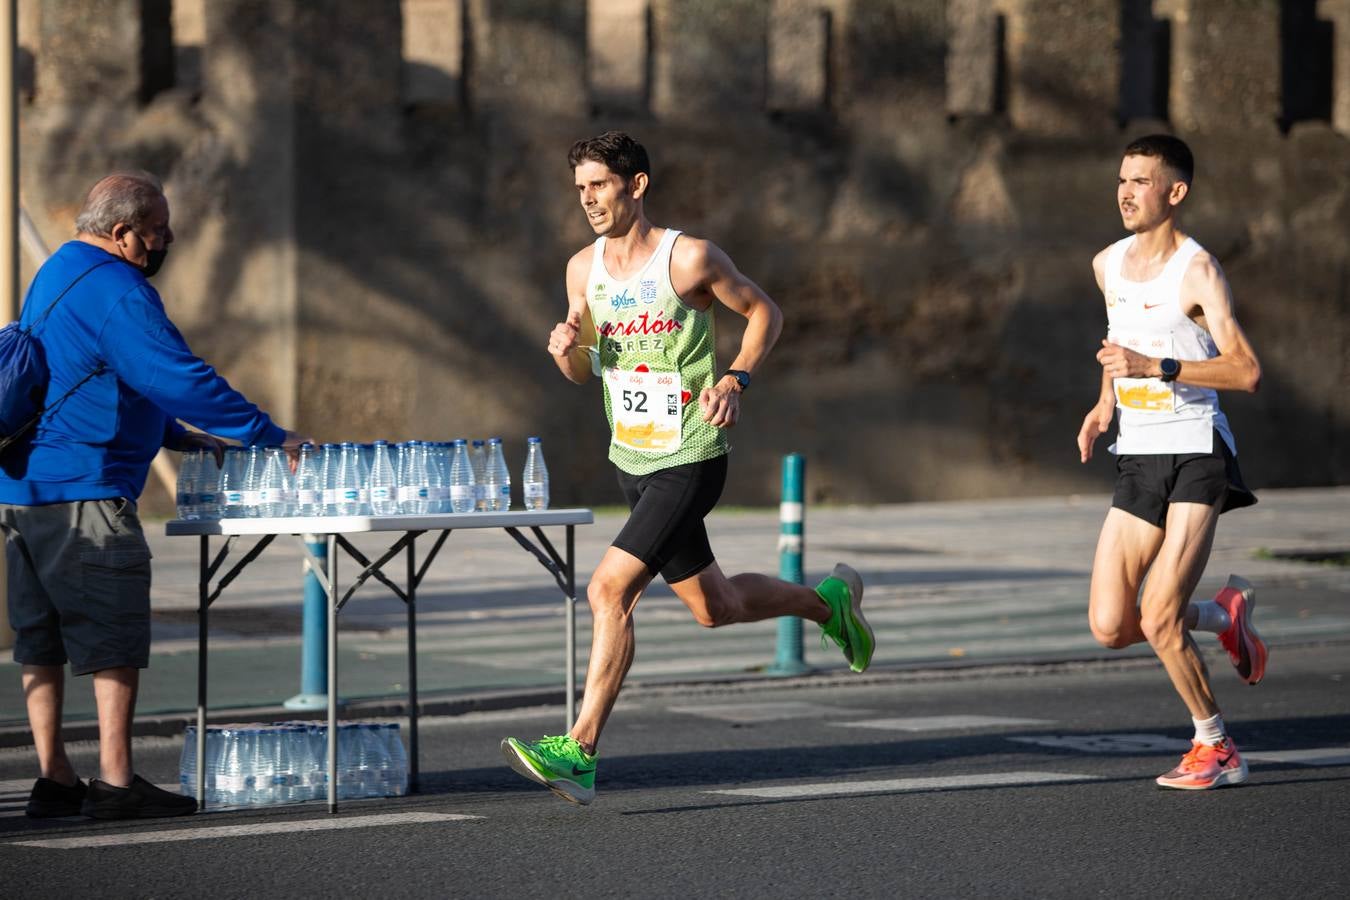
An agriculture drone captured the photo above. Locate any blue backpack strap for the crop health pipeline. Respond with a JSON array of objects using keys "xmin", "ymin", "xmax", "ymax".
[
  {"xmin": 28, "ymin": 257, "xmax": 119, "ymax": 331},
  {"xmin": 0, "ymin": 258, "xmax": 120, "ymax": 452}
]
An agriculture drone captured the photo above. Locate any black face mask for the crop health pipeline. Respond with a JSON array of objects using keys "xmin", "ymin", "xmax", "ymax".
[{"xmin": 141, "ymin": 248, "xmax": 168, "ymax": 278}]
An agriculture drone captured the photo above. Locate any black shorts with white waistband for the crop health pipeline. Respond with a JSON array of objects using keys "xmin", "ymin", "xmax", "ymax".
[
  {"xmin": 612, "ymin": 454, "xmax": 728, "ymax": 584},
  {"xmin": 1111, "ymin": 429, "xmax": 1257, "ymax": 529}
]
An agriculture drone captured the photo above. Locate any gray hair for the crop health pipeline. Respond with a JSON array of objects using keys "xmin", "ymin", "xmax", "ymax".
[{"xmin": 73, "ymin": 171, "xmax": 165, "ymax": 237}]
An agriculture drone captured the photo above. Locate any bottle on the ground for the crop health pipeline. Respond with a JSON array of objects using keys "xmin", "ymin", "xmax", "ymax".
[
  {"xmin": 483, "ymin": 437, "xmax": 511, "ymax": 511},
  {"xmin": 369, "ymin": 440, "xmax": 399, "ymax": 515},
  {"xmin": 522, "ymin": 436, "xmax": 550, "ymax": 510}
]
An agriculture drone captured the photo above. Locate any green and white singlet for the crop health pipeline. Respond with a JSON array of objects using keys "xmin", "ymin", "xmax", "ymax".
[{"xmin": 585, "ymin": 228, "xmax": 728, "ymax": 476}]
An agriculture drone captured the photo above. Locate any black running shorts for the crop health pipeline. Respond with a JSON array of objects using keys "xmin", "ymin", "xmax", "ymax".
[
  {"xmin": 1112, "ymin": 430, "xmax": 1257, "ymax": 528},
  {"xmin": 612, "ymin": 454, "xmax": 728, "ymax": 584}
]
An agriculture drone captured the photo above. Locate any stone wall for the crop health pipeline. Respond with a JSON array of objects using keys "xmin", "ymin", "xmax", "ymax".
[{"xmin": 16, "ymin": 0, "xmax": 1350, "ymax": 512}]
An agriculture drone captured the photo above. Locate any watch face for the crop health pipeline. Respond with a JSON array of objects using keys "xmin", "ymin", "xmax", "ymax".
[{"xmin": 1161, "ymin": 358, "xmax": 1180, "ymax": 380}]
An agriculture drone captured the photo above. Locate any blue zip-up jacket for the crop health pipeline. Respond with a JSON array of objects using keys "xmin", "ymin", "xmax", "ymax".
[{"xmin": 0, "ymin": 241, "xmax": 285, "ymax": 505}]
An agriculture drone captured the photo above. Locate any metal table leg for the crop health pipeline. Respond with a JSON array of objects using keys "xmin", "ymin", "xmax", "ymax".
[
  {"xmin": 406, "ymin": 533, "xmax": 419, "ymax": 793},
  {"xmin": 196, "ymin": 534, "xmax": 208, "ymax": 809},
  {"xmin": 326, "ymin": 532, "xmax": 338, "ymax": 814}
]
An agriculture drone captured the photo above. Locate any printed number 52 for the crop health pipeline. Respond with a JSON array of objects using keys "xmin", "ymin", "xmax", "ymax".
[{"xmin": 622, "ymin": 389, "xmax": 648, "ymax": 412}]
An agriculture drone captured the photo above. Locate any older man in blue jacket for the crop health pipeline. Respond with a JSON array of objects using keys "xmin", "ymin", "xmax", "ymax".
[{"xmin": 0, "ymin": 172, "xmax": 306, "ymax": 820}]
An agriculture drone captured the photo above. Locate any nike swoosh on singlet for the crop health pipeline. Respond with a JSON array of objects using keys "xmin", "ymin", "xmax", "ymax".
[{"xmin": 1143, "ymin": 303, "xmax": 1166, "ymax": 309}]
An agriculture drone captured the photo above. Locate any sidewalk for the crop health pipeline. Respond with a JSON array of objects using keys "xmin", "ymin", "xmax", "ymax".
[{"xmin": 1, "ymin": 487, "xmax": 1347, "ymax": 747}]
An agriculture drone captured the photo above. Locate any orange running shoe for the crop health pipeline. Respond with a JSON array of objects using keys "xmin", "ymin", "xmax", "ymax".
[
  {"xmin": 1156, "ymin": 738, "xmax": 1248, "ymax": 790},
  {"xmin": 1214, "ymin": 575, "xmax": 1267, "ymax": 685}
]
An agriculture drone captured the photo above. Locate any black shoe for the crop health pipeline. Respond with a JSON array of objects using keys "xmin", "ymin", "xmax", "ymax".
[
  {"xmin": 80, "ymin": 776, "xmax": 198, "ymax": 820},
  {"xmin": 26, "ymin": 777, "xmax": 88, "ymax": 818}
]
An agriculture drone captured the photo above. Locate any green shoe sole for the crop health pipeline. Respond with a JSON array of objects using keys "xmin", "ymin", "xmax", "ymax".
[
  {"xmin": 828, "ymin": 563, "xmax": 873, "ymax": 673},
  {"xmin": 501, "ymin": 738, "xmax": 596, "ymax": 806}
]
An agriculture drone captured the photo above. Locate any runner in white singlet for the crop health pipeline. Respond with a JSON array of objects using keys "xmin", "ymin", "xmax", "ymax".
[{"xmin": 1078, "ymin": 135, "xmax": 1267, "ymax": 791}]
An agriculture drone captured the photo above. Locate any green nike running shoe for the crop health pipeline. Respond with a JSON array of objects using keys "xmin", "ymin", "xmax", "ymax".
[
  {"xmin": 501, "ymin": 734, "xmax": 597, "ymax": 805},
  {"xmin": 816, "ymin": 562, "xmax": 874, "ymax": 673}
]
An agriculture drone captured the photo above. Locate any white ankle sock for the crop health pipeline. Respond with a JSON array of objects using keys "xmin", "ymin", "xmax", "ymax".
[
  {"xmin": 1191, "ymin": 599, "xmax": 1231, "ymax": 634},
  {"xmin": 1193, "ymin": 713, "xmax": 1226, "ymax": 746}
]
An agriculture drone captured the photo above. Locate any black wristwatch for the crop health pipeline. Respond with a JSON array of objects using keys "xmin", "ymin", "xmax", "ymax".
[
  {"xmin": 723, "ymin": 369, "xmax": 751, "ymax": 392},
  {"xmin": 1159, "ymin": 358, "xmax": 1181, "ymax": 383}
]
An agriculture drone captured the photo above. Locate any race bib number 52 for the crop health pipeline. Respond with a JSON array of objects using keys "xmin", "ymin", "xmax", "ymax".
[{"xmin": 605, "ymin": 367, "xmax": 683, "ymax": 454}]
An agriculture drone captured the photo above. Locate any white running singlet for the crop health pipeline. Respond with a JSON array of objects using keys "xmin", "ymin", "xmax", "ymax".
[{"xmin": 1103, "ymin": 235, "xmax": 1236, "ymax": 456}]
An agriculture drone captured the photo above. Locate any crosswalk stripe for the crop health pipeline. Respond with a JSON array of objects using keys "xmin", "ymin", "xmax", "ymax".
[
  {"xmin": 706, "ymin": 771, "xmax": 1101, "ymax": 799},
  {"xmin": 1243, "ymin": 748, "xmax": 1350, "ymax": 766},
  {"xmin": 10, "ymin": 811, "xmax": 480, "ymax": 849},
  {"xmin": 669, "ymin": 702, "xmax": 871, "ymax": 723},
  {"xmin": 837, "ymin": 715, "xmax": 1055, "ymax": 732}
]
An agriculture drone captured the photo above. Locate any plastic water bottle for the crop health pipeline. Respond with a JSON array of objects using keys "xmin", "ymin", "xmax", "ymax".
[
  {"xmin": 337, "ymin": 723, "xmax": 381, "ymax": 799},
  {"xmin": 301, "ymin": 722, "xmax": 327, "ymax": 799},
  {"xmin": 335, "ymin": 442, "xmax": 363, "ymax": 515},
  {"xmin": 522, "ymin": 436, "xmax": 550, "ymax": 510},
  {"xmin": 240, "ymin": 445, "xmax": 266, "ymax": 518},
  {"xmin": 176, "ymin": 449, "xmax": 200, "ymax": 520},
  {"xmin": 270, "ymin": 724, "xmax": 307, "ymax": 804},
  {"xmin": 448, "ymin": 439, "xmax": 475, "ymax": 513},
  {"xmin": 179, "ymin": 725, "xmax": 197, "ymax": 799},
  {"xmin": 198, "ymin": 450, "xmax": 221, "ymax": 520},
  {"xmin": 483, "ymin": 438, "xmax": 511, "ymax": 511},
  {"xmin": 217, "ymin": 726, "xmax": 250, "ymax": 806},
  {"xmin": 369, "ymin": 440, "xmax": 399, "ymax": 515},
  {"xmin": 426, "ymin": 442, "xmax": 450, "ymax": 513},
  {"xmin": 357, "ymin": 444, "xmax": 374, "ymax": 515},
  {"xmin": 470, "ymin": 439, "xmax": 488, "ymax": 511},
  {"xmin": 319, "ymin": 443, "xmax": 342, "ymax": 515},
  {"xmin": 377, "ymin": 723, "xmax": 409, "ymax": 796},
  {"xmin": 258, "ymin": 447, "xmax": 292, "ymax": 517},
  {"xmin": 293, "ymin": 443, "xmax": 321, "ymax": 516},
  {"xmin": 220, "ymin": 446, "xmax": 249, "ymax": 519},
  {"xmin": 398, "ymin": 441, "xmax": 431, "ymax": 514}
]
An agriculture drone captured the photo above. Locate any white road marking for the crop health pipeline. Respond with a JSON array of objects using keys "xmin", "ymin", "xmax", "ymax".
[
  {"xmin": 1005, "ymin": 735, "xmax": 1350, "ymax": 767},
  {"xmin": 837, "ymin": 715, "xmax": 1054, "ymax": 732},
  {"xmin": 11, "ymin": 811, "xmax": 480, "ymax": 849},
  {"xmin": 670, "ymin": 702, "xmax": 872, "ymax": 723},
  {"xmin": 0, "ymin": 778, "xmax": 34, "ymax": 796},
  {"xmin": 1244, "ymin": 747, "xmax": 1350, "ymax": 767},
  {"xmin": 706, "ymin": 771, "xmax": 1101, "ymax": 799},
  {"xmin": 1006, "ymin": 734, "xmax": 1191, "ymax": 754}
]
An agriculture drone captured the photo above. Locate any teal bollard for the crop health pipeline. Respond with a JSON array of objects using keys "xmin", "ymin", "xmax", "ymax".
[
  {"xmin": 767, "ymin": 453, "xmax": 810, "ymax": 676},
  {"xmin": 285, "ymin": 535, "xmax": 329, "ymax": 710}
]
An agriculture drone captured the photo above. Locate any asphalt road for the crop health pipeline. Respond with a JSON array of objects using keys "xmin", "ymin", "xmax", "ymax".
[{"xmin": 1, "ymin": 642, "xmax": 1346, "ymax": 899}]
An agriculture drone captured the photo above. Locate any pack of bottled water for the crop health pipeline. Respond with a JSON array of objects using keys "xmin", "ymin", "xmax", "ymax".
[
  {"xmin": 175, "ymin": 436, "xmax": 551, "ymax": 520},
  {"xmin": 178, "ymin": 721, "xmax": 408, "ymax": 807}
]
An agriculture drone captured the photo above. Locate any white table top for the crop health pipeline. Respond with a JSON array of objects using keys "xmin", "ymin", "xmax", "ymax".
[{"xmin": 164, "ymin": 508, "xmax": 594, "ymax": 536}]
